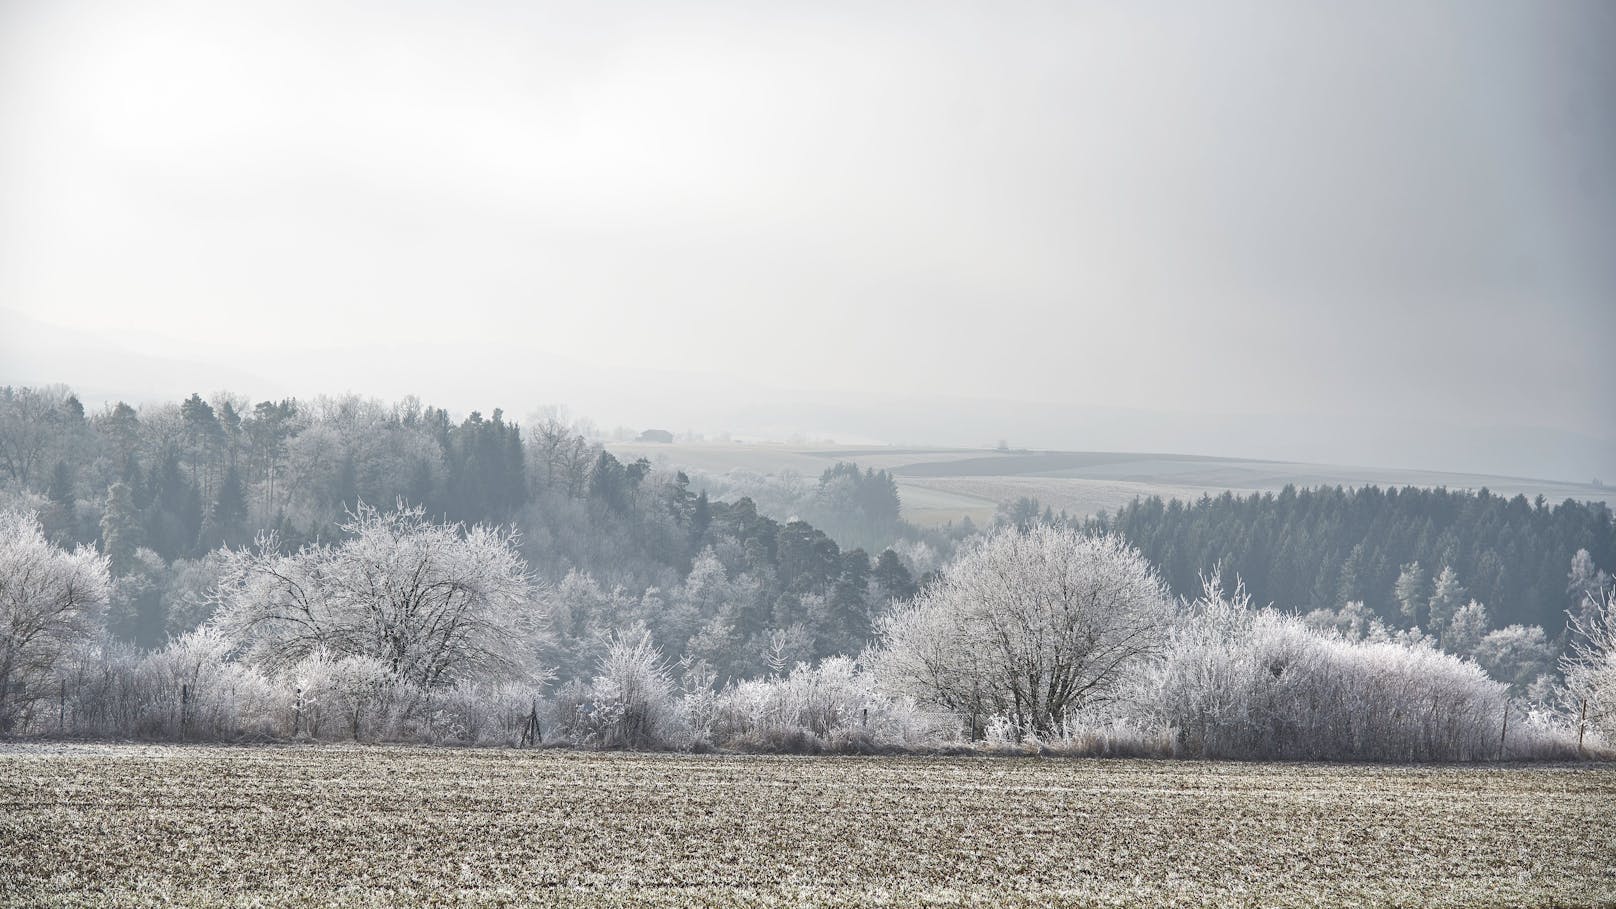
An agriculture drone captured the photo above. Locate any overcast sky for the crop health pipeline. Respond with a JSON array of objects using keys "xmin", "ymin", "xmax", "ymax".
[{"xmin": 2, "ymin": 1, "xmax": 1612, "ymax": 477}]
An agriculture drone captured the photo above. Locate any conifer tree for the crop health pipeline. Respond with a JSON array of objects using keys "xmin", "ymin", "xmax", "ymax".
[
  {"xmin": 1395, "ymin": 562, "xmax": 1429, "ymax": 626},
  {"xmin": 1427, "ymin": 565, "xmax": 1467, "ymax": 633},
  {"xmin": 100, "ymin": 480, "xmax": 142, "ymax": 575}
]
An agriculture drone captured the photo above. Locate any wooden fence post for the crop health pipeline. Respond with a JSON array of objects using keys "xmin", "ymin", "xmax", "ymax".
[
  {"xmin": 1578, "ymin": 698, "xmax": 1588, "ymax": 757},
  {"xmin": 520, "ymin": 699, "xmax": 541, "ymax": 747}
]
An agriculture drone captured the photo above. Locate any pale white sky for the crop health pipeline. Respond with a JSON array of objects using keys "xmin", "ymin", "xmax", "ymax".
[{"xmin": 1, "ymin": 1, "xmax": 1612, "ymax": 477}]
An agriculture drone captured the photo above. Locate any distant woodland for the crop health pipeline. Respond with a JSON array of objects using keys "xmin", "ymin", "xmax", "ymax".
[
  {"xmin": 0, "ymin": 385, "xmax": 940, "ymax": 682},
  {"xmin": 3, "ymin": 385, "xmax": 1612, "ymax": 673},
  {"xmin": 2, "ymin": 384, "xmax": 1613, "ymax": 757},
  {"xmin": 1088, "ymin": 486, "xmax": 1613, "ymax": 634}
]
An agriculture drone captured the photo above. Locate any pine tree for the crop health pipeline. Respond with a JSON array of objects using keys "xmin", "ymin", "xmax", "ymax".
[
  {"xmin": 334, "ymin": 454, "xmax": 360, "ymax": 515},
  {"xmin": 1336, "ymin": 543, "xmax": 1368, "ymax": 607},
  {"xmin": 46, "ymin": 460, "xmax": 74, "ymax": 509},
  {"xmin": 207, "ymin": 465, "xmax": 249, "ymax": 549},
  {"xmin": 1569, "ymin": 548, "xmax": 1611, "ymax": 619},
  {"xmin": 830, "ymin": 548, "xmax": 872, "ymax": 651},
  {"xmin": 100, "ymin": 480, "xmax": 142, "ymax": 575},
  {"xmin": 873, "ymin": 549, "xmax": 917, "ymax": 603},
  {"xmin": 1395, "ymin": 562, "xmax": 1429, "ymax": 626},
  {"xmin": 690, "ymin": 490, "xmax": 712, "ymax": 551},
  {"xmin": 179, "ymin": 393, "xmax": 222, "ymax": 497},
  {"xmin": 42, "ymin": 459, "xmax": 77, "ymax": 543},
  {"xmin": 1442, "ymin": 599, "xmax": 1489, "ymax": 656},
  {"xmin": 144, "ymin": 454, "xmax": 203, "ymax": 560},
  {"xmin": 102, "ymin": 401, "xmax": 141, "ymax": 464}
]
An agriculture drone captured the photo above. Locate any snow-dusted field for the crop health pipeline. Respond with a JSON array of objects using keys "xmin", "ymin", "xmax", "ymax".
[
  {"xmin": 605, "ymin": 442, "xmax": 1615, "ymax": 528},
  {"xmin": 1, "ymin": 744, "xmax": 1611, "ymax": 907}
]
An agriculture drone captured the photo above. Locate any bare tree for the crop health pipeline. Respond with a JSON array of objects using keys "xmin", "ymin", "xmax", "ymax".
[
  {"xmin": 872, "ymin": 525, "xmax": 1169, "ymax": 739},
  {"xmin": 0, "ymin": 509, "xmax": 110, "ymax": 730},
  {"xmin": 213, "ymin": 503, "xmax": 543, "ymax": 688},
  {"xmin": 0, "ymin": 386, "xmax": 71, "ymax": 488}
]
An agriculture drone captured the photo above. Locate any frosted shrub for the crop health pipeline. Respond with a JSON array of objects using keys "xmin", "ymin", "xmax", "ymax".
[
  {"xmin": 133, "ymin": 628, "xmax": 284, "ymax": 739},
  {"xmin": 285, "ymin": 652, "xmax": 412, "ymax": 741},
  {"xmin": 669, "ymin": 662, "xmax": 721, "ymax": 750},
  {"xmin": 43, "ymin": 632, "xmax": 284, "ymax": 740},
  {"xmin": 1150, "ymin": 577, "xmax": 1516, "ymax": 761},
  {"xmin": 323, "ymin": 654, "xmax": 404, "ymax": 741},
  {"xmin": 46, "ymin": 638, "xmax": 144, "ymax": 736},
  {"xmin": 981, "ymin": 714, "xmax": 1021, "ymax": 748},
  {"xmin": 555, "ymin": 631, "xmax": 679, "ymax": 748},
  {"xmin": 706, "ymin": 657, "xmax": 946, "ymax": 752},
  {"xmin": 548, "ymin": 680, "xmax": 595, "ymax": 746},
  {"xmin": 980, "ymin": 711, "xmax": 1175, "ymax": 758},
  {"xmin": 418, "ymin": 681, "xmax": 546, "ymax": 745},
  {"xmin": 285, "ymin": 652, "xmax": 550, "ymax": 745}
]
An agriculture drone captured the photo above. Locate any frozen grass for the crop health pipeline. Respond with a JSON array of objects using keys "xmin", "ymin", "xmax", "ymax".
[{"xmin": 1, "ymin": 743, "xmax": 1612, "ymax": 907}]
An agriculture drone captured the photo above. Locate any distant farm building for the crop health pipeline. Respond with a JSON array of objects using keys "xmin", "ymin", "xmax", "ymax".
[{"xmin": 638, "ymin": 429, "xmax": 674, "ymax": 443}]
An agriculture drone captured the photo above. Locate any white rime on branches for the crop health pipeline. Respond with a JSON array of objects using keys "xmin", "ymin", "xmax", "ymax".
[
  {"xmin": 871, "ymin": 525, "xmax": 1170, "ymax": 739},
  {"xmin": 1562, "ymin": 586, "xmax": 1616, "ymax": 745},
  {"xmin": 213, "ymin": 503, "xmax": 542, "ymax": 688},
  {"xmin": 582, "ymin": 629, "xmax": 677, "ymax": 748},
  {"xmin": 1150, "ymin": 575, "xmax": 1510, "ymax": 761},
  {"xmin": 0, "ymin": 509, "xmax": 110, "ymax": 731},
  {"xmin": 597, "ymin": 630, "xmax": 676, "ymax": 747}
]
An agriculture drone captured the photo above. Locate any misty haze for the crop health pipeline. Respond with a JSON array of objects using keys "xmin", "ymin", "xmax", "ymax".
[{"xmin": 1, "ymin": 2, "xmax": 1613, "ymax": 907}]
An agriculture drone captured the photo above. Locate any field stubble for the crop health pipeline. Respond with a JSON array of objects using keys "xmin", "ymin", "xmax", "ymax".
[{"xmin": 0, "ymin": 743, "xmax": 1612, "ymax": 907}]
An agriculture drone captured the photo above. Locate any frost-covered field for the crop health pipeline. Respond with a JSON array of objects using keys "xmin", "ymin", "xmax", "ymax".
[
  {"xmin": 604, "ymin": 442, "xmax": 1615, "ymax": 527},
  {"xmin": 2, "ymin": 744, "xmax": 1612, "ymax": 908}
]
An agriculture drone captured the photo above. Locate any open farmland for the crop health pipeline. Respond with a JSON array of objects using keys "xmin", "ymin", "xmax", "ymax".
[
  {"xmin": 606, "ymin": 442, "xmax": 1616, "ymax": 528},
  {"xmin": 1, "ymin": 744, "xmax": 1612, "ymax": 908}
]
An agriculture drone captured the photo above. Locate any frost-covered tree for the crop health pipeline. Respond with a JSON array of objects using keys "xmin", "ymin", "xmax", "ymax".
[
  {"xmin": 1303, "ymin": 600, "xmax": 1374, "ymax": 640},
  {"xmin": 1394, "ymin": 562, "xmax": 1428, "ymax": 626},
  {"xmin": 0, "ymin": 509, "xmax": 110, "ymax": 730},
  {"xmin": 105, "ymin": 547, "xmax": 167, "ymax": 648},
  {"xmin": 1472, "ymin": 624, "xmax": 1554, "ymax": 693},
  {"xmin": 1561, "ymin": 587, "xmax": 1616, "ymax": 746},
  {"xmin": 98, "ymin": 480, "xmax": 141, "ymax": 576},
  {"xmin": 1568, "ymin": 549, "xmax": 1612, "ymax": 628},
  {"xmin": 1427, "ymin": 566, "xmax": 1466, "ymax": 634},
  {"xmin": 0, "ymin": 386, "xmax": 71, "ymax": 488},
  {"xmin": 1442, "ymin": 599, "xmax": 1489, "ymax": 657},
  {"xmin": 213, "ymin": 503, "xmax": 542, "ymax": 687},
  {"xmin": 1568, "ymin": 549, "xmax": 1610, "ymax": 609},
  {"xmin": 872, "ymin": 525, "xmax": 1169, "ymax": 739}
]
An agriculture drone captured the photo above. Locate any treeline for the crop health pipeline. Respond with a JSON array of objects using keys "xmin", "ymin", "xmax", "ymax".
[
  {"xmin": 688, "ymin": 461, "xmax": 909, "ymax": 557},
  {"xmin": 7, "ymin": 383, "xmax": 1613, "ymax": 760},
  {"xmin": 0, "ymin": 386, "xmax": 939, "ymax": 681},
  {"xmin": 1085, "ymin": 485, "xmax": 1614, "ymax": 633},
  {"xmin": 7, "ymin": 506, "xmax": 1610, "ymax": 760}
]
